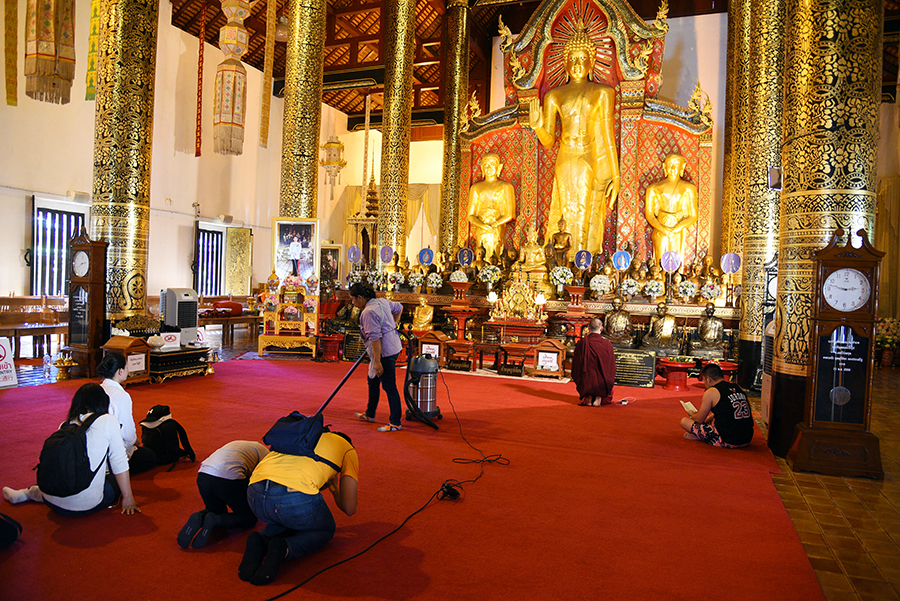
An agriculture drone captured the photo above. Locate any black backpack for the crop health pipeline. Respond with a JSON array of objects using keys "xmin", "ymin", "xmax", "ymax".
[
  {"xmin": 35, "ymin": 413, "xmax": 105, "ymax": 498},
  {"xmin": 140, "ymin": 405, "xmax": 195, "ymax": 469},
  {"xmin": 263, "ymin": 412, "xmax": 340, "ymax": 471}
]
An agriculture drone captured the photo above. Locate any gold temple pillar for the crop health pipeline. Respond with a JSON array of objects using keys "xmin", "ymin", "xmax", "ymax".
[
  {"xmin": 720, "ymin": 0, "xmax": 750, "ymax": 271},
  {"xmin": 439, "ymin": 0, "xmax": 469, "ymax": 257},
  {"xmin": 736, "ymin": 0, "xmax": 785, "ymax": 389},
  {"xmin": 278, "ymin": 0, "xmax": 326, "ymax": 218},
  {"xmin": 768, "ymin": 0, "xmax": 882, "ymax": 457},
  {"xmin": 91, "ymin": 0, "xmax": 158, "ymax": 318},
  {"xmin": 378, "ymin": 0, "xmax": 415, "ymax": 263}
]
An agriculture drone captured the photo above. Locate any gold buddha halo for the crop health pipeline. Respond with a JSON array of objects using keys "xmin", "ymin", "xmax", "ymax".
[
  {"xmin": 378, "ymin": 0, "xmax": 416, "ymax": 263},
  {"xmin": 738, "ymin": 0, "xmax": 784, "ymax": 348},
  {"xmin": 91, "ymin": 0, "xmax": 158, "ymax": 318},
  {"xmin": 439, "ymin": 0, "xmax": 470, "ymax": 257},
  {"xmin": 279, "ymin": 0, "xmax": 326, "ymax": 219},
  {"xmin": 774, "ymin": 0, "xmax": 882, "ymax": 377}
]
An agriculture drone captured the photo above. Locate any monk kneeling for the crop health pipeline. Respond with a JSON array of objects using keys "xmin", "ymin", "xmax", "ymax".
[{"xmin": 571, "ymin": 317, "xmax": 616, "ymax": 406}]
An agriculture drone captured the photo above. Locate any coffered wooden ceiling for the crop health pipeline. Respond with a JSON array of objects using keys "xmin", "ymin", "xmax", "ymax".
[{"xmin": 170, "ymin": 0, "xmax": 896, "ymax": 133}]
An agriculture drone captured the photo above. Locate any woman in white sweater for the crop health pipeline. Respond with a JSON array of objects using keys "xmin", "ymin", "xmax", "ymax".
[
  {"xmin": 98, "ymin": 353, "xmax": 157, "ymax": 473},
  {"xmin": 2, "ymin": 383, "xmax": 140, "ymax": 516}
]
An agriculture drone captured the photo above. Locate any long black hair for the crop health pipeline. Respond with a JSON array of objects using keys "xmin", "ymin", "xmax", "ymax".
[
  {"xmin": 67, "ymin": 383, "xmax": 110, "ymax": 422},
  {"xmin": 97, "ymin": 352, "xmax": 126, "ymax": 380},
  {"xmin": 348, "ymin": 283, "xmax": 376, "ymax": 301}
]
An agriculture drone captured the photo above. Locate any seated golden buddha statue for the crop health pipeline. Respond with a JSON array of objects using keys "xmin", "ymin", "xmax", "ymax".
[
  {"xmin": 467, "ymin": 153, "xmax": 517, "ymax": 262},
  {"xmin": 384, "ymin": 251, "xmax": 401, "ymax": 274},
  {"xmin": 411, "ymin": 297, "xmax": 435, "ymax": 334},
  {"xmin": 641, "ymin": 301, "xmax": 681, "ymax": 355},
  {"xmin": 692, "ymin": 302, "xmax": 728, "ymax": 353},
  {"xmin": 645, "ymin": 153, "xmax": 699, "ymax": 264},
  {"xmin": 472, "ymin": 244, "xmax": 488, "ymax": 272},
  {"xmin": 603, "ymin": 296, "xmax": 634, "ymax": 348},
  {"xmin": 647, "ymin": 261, "xmax": 665, "ymax": 285},
  {"xmin": 500, "ymin": 246, "xmax": 519, "ymax": 279},
  {"xmin": 698, "ymin": 255, "xmax": 722, "ymax": 288},
  {"xmin": 515, "ymin": 224, "xmax": 549, "ymax": 278},
  {"xmin": 546, "ymin": 218, "xmax": 573, "ymax": 269},
  {"xmin": 625, "ymin": 256, "xmax": 643, "ymax": 282}
]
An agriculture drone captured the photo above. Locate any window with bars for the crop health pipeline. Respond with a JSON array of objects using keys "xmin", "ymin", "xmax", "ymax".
[
  {"xmin": 31, "ymin": 206, "xmax": 85, "ymax": 297},
  {"xmin": 194, "ymin": 227, "xmax": 224, "ymax": 296}
]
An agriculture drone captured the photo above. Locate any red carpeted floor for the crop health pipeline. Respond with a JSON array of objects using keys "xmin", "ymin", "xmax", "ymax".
[{"xmin": 0, "ymin": 360, "xmax": 824, "ymax": 600}]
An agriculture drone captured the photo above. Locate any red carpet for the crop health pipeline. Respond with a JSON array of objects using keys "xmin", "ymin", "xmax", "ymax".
[{"xmin": 0, "ymin": 360, "xmax": 824, "ymax": 600}]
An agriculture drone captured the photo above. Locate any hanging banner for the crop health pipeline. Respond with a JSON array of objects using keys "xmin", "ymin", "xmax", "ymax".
[
  {"xmin": 195, "ymin": 1, "xmax": 206, "ymax": 157},
  {"xmin": 84, "ymin": 0, "xmax": 99, "ymax": 100},
  {"xmin": 259, "ymin": 0, "xmax": 275, "ymax": 148},
  {"xmin": 5, "ymin": 0, "xmax": 17, "ymax": 105}
]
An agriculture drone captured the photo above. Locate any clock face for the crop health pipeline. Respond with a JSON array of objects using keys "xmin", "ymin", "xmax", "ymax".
[
  {"xmin": 767, "ymin": 276, "xmax": 778, "ymax": 301},
  {"xmin": 823, "ymin": 268, "xmax": 871, "ymax": 312},
  {"xmin": 72, "ymin": 250, "xmax": 89, "ymax": 277}
]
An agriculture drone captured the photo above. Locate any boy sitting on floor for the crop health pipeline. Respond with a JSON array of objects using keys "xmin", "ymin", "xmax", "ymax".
[{"xmin": 680, "ymin": 363, "xmax": 754, "ymax": 449}]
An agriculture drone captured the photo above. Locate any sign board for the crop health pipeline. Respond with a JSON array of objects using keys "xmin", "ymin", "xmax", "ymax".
[
  {"xmin": 127, "ymin": 353, "xmax": 146, "ymax": 374},
  {"xmin": 421, "ymin": 343, "xmax": 441, "ymax": 358},
  {"xmin": 341, "ymin": 330, "xmax": 369, "ymax": 362},
  {"xmin": 613, "ymin": 348, "xmax": 657, "ymax": 388},
  {"xmin": 447, "ymin": 359, "xmax": 473, "ymax": 371},
  {"xmin": 536, "ymin": 350, "xmax": 559, "ymax": 372},
  {"xmin": 196, "ymin": 327, "xmax": 206, "ymax": 344},
  {"xmin": 498, "ymin": 363, "xmax": 524, "ymax": 377},
  {"xmin": 0, "ymin": 338, "xmax": 17, "ymax": 388},
  {"xmin": 161, "ymin": 332, "xmax": 181, "ymax": 350}
]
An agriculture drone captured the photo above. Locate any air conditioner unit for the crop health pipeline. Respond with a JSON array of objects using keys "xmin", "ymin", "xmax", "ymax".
[
  {"xmin": 160, "ymin": 288, "xmax": 199, "ymax": 344},
  {"xmin": 760, "ymin": 320, "xmax": 776, "ymax": 427}
]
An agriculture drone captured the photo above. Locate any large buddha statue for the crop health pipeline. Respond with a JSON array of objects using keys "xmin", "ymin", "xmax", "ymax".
[
  {"xmin": 641, "ymin": 301, "xmax": 681, "ymax": 355},
  {"xmin": 528, "ymin": 23, "xmax": 619, "ymax": 257},
  {"xmin": 411, "ymin": 297, "xmax": 435, "ymax": 335},
  {"xmin": 467, "ymin": 153, "xmax": 517, "ymax": 262},
  {"xmin": 691, "ymin": 302, "xmax": 728, "ymax": 354},
  {"xmin": 603, "ymin": 296, "xmax": 634, "ymax": 348},
  {"xmin": 645, "ymin": 153, "xmax": 699, "ymax": 263}
]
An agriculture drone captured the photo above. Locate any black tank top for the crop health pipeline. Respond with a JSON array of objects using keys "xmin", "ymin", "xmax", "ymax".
[{"xmin": 710, "ymin": 381, "xmax": 754, "ymax": 446}]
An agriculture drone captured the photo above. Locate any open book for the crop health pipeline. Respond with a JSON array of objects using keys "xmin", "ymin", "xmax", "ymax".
[{"xmin": 680, "ymin": 401, "xmax": 697, "ymax": 414}]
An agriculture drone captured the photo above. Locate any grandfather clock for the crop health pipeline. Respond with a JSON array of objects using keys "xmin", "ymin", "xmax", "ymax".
[
  {"xmin": 67, "ymin": 227, "xmax": 108, "ymax": 378},
  {"xmin": 787, "ymin": 229, "xmax": 884, "ymax": 479}
]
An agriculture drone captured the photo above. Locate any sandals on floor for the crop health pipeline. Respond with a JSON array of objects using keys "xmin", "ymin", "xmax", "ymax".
[
  {"xmin": 355, "ymin": 412, "xmax": 375, "ymax": 422},
  {"xmin": 377, "ymin": 424, "xmax": 402, "ymax": 432}
]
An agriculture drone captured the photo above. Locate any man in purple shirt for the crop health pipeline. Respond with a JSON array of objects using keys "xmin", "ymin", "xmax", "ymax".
[{"xmin": 350, "ymin": 283, "xmax": 404, "ymax": 432}]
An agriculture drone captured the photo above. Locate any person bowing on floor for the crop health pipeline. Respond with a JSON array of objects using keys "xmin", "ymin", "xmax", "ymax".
[{"xmin": 571, "ymin": 317, "xmax": 616, "ymax": 407}]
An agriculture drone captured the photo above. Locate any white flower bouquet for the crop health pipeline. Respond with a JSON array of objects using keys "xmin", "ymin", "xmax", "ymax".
[
  {"xmin": 644, "ymin": 280, "xmax": 665, "ymax": 298},
  {"xmin": 370, "ymin": 271, "xmax": 387, "ymax": 287},
  {"xmin": 388, "ymin": 271, "xmax": 405, "ymax": 286},
  {"xmin": 549, "ymin": 266, "xmax": 574, "ymax": 286},
  {"xmin": 426, "ymin": 272, "xmax": 444, "ymax": 289},
  {"xmin": 700, "ymin": 283, "xmax": 721, "ymax": 300},
  {"xmin": 479, "ymin": 265, "xmax": 501, "ymax": 284},
  {"xmin": 620, "ymin": 278, "xmax": 640, "ymax": 297},
  {"xmin": 408, "ymin": 272, "xmax": 425, "ymax": 288},
  {"xmin": 347, "ymin": 271, "xmax": 364, "ymax": 285},
  {"xmin": 677, "ymin": 280, "xmax": 697, "ymax": 298},
  {"xmin": 449, "ymin": 270, "xmax": 469, "ymax": 283},
  {"xmin": 589, "ymin": 274, "xmax": 611, "ymax": 294}
]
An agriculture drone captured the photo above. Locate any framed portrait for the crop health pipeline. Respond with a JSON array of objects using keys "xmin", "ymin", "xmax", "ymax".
[
  {"xmin": 272, "ymin": 218, "xmax": 320, "ymax": 284},
  {"xmin": 321, "ymin": 244, "xmax": 344, "ymax": 285}
]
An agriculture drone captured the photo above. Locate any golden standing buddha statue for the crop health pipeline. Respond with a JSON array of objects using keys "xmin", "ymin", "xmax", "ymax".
[
  {"xmin": 645, "ymin": 153, "xmax": 699, "ymax": 263},
  {"xmin": 467, "ymin": 153, "xmax": 517, "ymax": 262},
  {"xmin": 528, "ymin": 23, "xmax": 620, "ymax": 257}
]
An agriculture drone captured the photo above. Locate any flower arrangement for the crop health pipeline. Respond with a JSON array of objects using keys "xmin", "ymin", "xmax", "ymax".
[
  {"xmin": 677, "ymin": 280, "xmax": 697, "ymax": 298},
  {"xmin": 700, "ymin": 283, "xmax": 721, "ymax": 300},
  {"xmin": 303, "ymin": 297, "xmax": 317, "ymax": 313},
  {"xmin": 644, "ymin": 280, "xmax": 665, "ymax": 298},
  {"xmin": 479, "ymin": 265, "xmax": 501, "ymax": 284},
  {"xmin": 264, "ymin": 295, "xmax": 279, "ymax": 310},
  {"xmin": 620, "ymin": 278, "xmax": 640, "ymax": 297},
  {"xmin": 876, "ymin": 317, "xmax": 899, "ymax": 349},
  {"xmin": 408, "ymin": 272, "xmax": 425, "ymax": 288},
  {"xmin": 369, "ymin": 271, "xmax": 387, "ymax": 288},
  {"xmin": 589, "ymin": 274, "xmax": 611, "ymax": 294},
  {"xmin": 282, "ymin": 274, "xmax": 303, "ymax": 289},
  {"xmin": 388, "ymin": 271, "xmax": 405, "ymax": 286},
  {"xmin": 427, "ymin": 272, "xmax": 444, "ymax": 289},
  {"xmin": 549, "ymin": 266, "xmax": 574, "ymax": 286},
  {"xmin": 347, "ymin": 270, "xmax": 364, "ymax": 285},
  {"xmin": 283, "ymin": 304, "xmax": 298, "ymax": 317},
  {"xmin": 449, "ymin": 270, "xmax": 469, "ymax": 283}
]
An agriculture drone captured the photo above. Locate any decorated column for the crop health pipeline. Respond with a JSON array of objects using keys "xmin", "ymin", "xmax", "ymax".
[
  {"xmin": 768, "ymin": 0, "xmax": 882, "ymax": 456},
  {"xmin": 736, "ymin": 0, "xmax": 785, "ymax": 389},
  {"xmin": 439, "ymin": 0, "xmax": 470, "ymax": 257},
  {"xmin": 91, "ymin": 0, "xmax": 158, "ymax": 318},
  {"xmin": 279, "ymin": 0, "xmax": 326, "ymax": 218},
  {"xmin": 378, "ymin": 0, "xmax": 416, "ymax": 263}
]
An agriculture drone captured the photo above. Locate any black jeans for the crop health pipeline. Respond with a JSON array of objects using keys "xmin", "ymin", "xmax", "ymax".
[
  {"xmin": 365, "ymin": 352, "xmax": 402, "ymax": 426},
  {"xmin": 197, "ymin": 473, "xmax": 257, "ymax": 529}
]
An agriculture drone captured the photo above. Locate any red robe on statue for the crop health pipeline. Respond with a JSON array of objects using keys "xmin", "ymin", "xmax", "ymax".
[{"xmin": 571, "ymin": 332, "xmax": 616, "ymax": 405}]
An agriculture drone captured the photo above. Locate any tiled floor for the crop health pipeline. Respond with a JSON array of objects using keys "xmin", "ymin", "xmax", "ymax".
[{"xmin": 9, "ymin": 329, "xmax": 900, "ymax": 599}]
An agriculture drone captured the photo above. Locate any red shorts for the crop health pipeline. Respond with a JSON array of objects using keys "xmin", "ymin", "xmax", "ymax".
[{"xmin": 690, "ymin": 422, "xmax": 749, "ymax": 449}]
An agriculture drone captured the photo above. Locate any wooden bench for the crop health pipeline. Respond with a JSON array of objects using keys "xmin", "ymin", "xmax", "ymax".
[{"xmin": 0, "ymin": 296, "xmax": 68, "ymax": 359}]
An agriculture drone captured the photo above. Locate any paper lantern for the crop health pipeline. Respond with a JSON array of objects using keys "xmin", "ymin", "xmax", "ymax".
[{"xmin": 213, "ymin": 0, "xmax": 250, "ymax": 155}]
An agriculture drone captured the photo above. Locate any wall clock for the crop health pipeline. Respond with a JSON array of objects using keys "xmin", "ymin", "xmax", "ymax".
[{"xmin": 822, "ymin": 268, "xmax": 871, "ymax": 312}]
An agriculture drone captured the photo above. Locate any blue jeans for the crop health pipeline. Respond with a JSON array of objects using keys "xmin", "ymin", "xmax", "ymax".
[
  {"xmin": 247, "ymin": 480, "xmax": 336, "ymax": 560},
  {"xmin": 44, "ymin": 472, "xmax": 120, "ymax": 517},
  {"xmin": 366, "ymin": 352, "xmax": 402, "ymax": 426}
]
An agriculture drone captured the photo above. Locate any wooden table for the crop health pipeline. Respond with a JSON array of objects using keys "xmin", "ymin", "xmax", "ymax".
[
  {"xmin": 197, "ymin": 314, "xmax": 262, "ymax": 344},
  {"xmin": 0, "ymin": 322, "xmax": 68, "ymax": 359}
]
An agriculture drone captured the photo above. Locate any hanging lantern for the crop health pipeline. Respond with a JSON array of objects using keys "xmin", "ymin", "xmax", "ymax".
[
  {"xmin": 213, "ymin": 0, "xmax": 250, "ymax": 155},
  {"xmin": 319, "ymin": 136, "xmax": 347, "ymax": 199}
]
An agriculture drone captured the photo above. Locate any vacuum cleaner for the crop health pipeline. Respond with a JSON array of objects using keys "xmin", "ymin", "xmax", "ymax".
[{"xmin": 404, "ymin": 354, "xmax": 441, "ymax": 429}]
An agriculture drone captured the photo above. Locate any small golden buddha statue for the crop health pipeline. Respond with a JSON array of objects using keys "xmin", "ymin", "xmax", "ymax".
[
  {"xmin": 645, "ymin": 153, "xmax": 699, "ymax": 263},
  {"xmin": 698, "ymin": 255, "xmax": 722, "ymax": 288},
  {"xmin": 547, "ymin": 218, "xmax": 573, "ymax": 269},
  {"xmin": 603, "ymin": 296, "xmax": 635, "ymax": 348},
  {"xmin": 647, "ymin": 261, "xmax": 665, "ymax": 285},
  {"xmin": 384, "ymin": 252, "xmax": 401, "ymax": 274},
  {"xmin": 411, "ymin": 297, "xmax": 435, "ymax": 334},
  {"xmin": 500, "ymin": 246, "xmax": 519, "ymax": 279},
  {"xmin": 467, "ymin": 153, "xmax": 517, "ymax": 262},
  {"xmin": 641, "ymin": 301, "xmax": 681, "ymax": 354},
  {"xmin": 472, "ymin": 244, "xmax": 488, "ymax": 272},
  {"xmin": 515, "ymin": 224, "xmax": 549, "ymax": 276},
  {"xmin": 692, "ymin": 302, "xmax": 728, "ymax": 352}
]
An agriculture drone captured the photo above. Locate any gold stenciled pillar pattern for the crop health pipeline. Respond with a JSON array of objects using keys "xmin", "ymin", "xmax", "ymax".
[
  {"xmin": 721, "ymin": 0, "xmax": 750, "ymax": 275},
  {"xmin": 279, "ymin": 0, "xmax": 326, "ymax": 218},
  {"xmin": 91, "ymin": 0, "xmax": 158, "ymax": 318},
  {"xmin": 774, "ymin": 0, "xmax": 882, "ymax": 377},
  {"xmin": 378, "ymin": 0, "xmax": 415, "ymax": 262},
  {"xmin": 439, "ymin": 0, "xmax": 469, "ymax": 257},
  {"xmin": 738, "ymin": 0, "xmax": 784, "ymax": 346}
]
